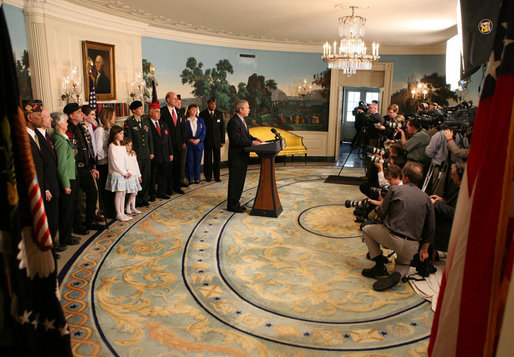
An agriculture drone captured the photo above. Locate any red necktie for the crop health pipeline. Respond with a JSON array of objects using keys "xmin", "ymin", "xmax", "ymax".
[
  {"xmin": 45, "ymin": 132, "xmax": 56, "ymax": 158},
  {"xmin": 172, "ymin": 109, "xmax": 177, "ymax": 127},
  {"xmin": 155, "ymin": 121, "xmax": 161, "ymax": 136}
]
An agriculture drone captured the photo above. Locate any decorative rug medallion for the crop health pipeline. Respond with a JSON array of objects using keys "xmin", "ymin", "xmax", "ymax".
[{"xmin": 298, "ymin": 204, "xmax": 362, "ymax": 238}]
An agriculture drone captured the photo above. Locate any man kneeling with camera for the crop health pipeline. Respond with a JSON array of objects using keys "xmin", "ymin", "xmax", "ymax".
[{"xmin": 361, "ymin": 163, "xmax": 435, "ymax": 291}]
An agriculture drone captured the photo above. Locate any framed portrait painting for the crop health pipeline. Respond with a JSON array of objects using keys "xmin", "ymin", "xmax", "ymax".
[{"xmin": 82, "ymin": 41, "xmax": 116, "ymax": 101}]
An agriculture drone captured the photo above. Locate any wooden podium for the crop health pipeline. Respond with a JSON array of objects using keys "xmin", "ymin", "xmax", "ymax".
[{"xmin": 245, "ymin": 139, "xmax": 283, "ymax": 218}]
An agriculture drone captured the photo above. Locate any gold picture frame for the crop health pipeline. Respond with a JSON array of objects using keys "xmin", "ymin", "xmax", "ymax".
[{"xmin": 82, "ymin": 41, "xmax": 116, "ymax": 101}]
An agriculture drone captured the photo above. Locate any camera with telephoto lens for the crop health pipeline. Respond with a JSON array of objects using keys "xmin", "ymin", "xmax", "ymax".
[
  {"xmin": 370, "ymin": 185, "xmax": 389, "ymax": 196},
  {"xmin": 367, "ymin": 155, "xmax": 385, "ymax": 164},
  {"xmin": 365, "ymin": 146, "xmax": 386, "ymax": 156},
  {"xmin": 345, "ymin": 199, "xmax": 369, "ymax": 208},
  {"xmin": 384, "ymin": 121, "xmax": 407, "ymax": 130}
]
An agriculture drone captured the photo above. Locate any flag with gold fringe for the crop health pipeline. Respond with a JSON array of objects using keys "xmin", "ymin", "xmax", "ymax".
[
  {"xmin": 428, "ymin": 0, "xmax": 514, "ymax": 355},
  {"xmin": 0, "ymin": 5, "xmax": 72, "ymax": 356}
]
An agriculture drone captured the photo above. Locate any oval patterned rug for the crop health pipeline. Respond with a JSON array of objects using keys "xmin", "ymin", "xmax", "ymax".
[{"xmin": 60, "ymin": 166, "xmax": 432, "ymax": 356}]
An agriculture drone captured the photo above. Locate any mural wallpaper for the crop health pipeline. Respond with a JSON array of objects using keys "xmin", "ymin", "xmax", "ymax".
[
  {"xmin": 3, "ymin": 3, "xmax": 32, "ymax": 101},
  {"xmin": 142, "ymin": 37, "xmax": 329, "ymax": 131},
  {"xmin": 382, "ymin": 54, "xmax": 481, "ymax": 114}
]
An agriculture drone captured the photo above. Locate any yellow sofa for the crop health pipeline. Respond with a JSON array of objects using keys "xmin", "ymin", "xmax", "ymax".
[{"xmin": 248, "ymin": 126, "xmax": 307, "ymax": 163}]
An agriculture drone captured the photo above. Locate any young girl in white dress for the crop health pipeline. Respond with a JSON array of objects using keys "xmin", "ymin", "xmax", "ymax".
[
  {"xmin": 105, "ymin": 125, "xmax": 133, "ymax": 221},
  {"xmin": 123, "ymin": 137, "xmax": 142, "ymax": 215}
]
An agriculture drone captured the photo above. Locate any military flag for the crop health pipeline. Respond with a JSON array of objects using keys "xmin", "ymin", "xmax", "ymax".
[{"xmin": 0, "ymin": 5, "xmax": 72, "ymax": 356}]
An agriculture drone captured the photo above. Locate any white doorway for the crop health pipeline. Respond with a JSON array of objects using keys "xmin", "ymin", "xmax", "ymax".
[{"xmin": 340, "ymin": 87, "xmax": 380, "ymax": 142}]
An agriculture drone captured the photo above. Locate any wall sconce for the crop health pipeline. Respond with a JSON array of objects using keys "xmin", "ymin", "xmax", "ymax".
[
  {"xmin": 297, "ymin": 79, "xmax": 312, "ymax": 97},
  {"xmin": 129, "ymin": 72, "xmax": 147, "ymax": 102},
  {"xmin": 61, "ymin": 66, "xmax": 82, "ymax": 104},
  {"xmin": 410, "ymin": 82, "xmax": 431, "ymax": 101}
]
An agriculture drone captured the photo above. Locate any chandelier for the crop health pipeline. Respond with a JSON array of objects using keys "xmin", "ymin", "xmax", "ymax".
[{"xmin": 321, "ymin": 6, "xmax": 380, "ymax": 76}]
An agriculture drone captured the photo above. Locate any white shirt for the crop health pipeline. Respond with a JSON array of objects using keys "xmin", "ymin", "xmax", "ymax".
[
  {"xmin": 187, "ymin": 117, "xmax": 198, "ymax": 136},
  {"xmin": 94, "ymin": 127, "xmax": 109, "ymax": 165},
  {"xmin": 26, "ymin": 127, "xmax": 38, "ymax": 145},
  {"xmin": 167, "ymin": 105, "xmax": 177, "ymax": 121},
  {"xmin": 151, "ymin": 119, "xmax": 161, "ymax": 131},
  {"xmin": 87, "ymin": 123, "xmax": 97, "ymax": 157}
]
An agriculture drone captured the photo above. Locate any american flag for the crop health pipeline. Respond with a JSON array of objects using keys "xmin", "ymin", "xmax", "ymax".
[
  {"xmin": 428, "ymin": 0, "xmax": 514, "ymax": 355},
  {"xmin": 89, "ymin": 72, "xmax": 97, "ymax": 113}
]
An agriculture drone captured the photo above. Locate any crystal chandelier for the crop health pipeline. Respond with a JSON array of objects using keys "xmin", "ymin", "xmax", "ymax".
[{"xmin": 321, "ymin": 6, "xmax": 380, "ymax": 76}]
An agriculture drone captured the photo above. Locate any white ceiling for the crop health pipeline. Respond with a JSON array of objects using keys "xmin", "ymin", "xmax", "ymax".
[{"xmin": 68, "ymin": 0, "xmax": 458, "ymax": 46}]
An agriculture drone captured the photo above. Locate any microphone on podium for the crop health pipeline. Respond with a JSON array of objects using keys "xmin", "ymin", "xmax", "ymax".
[{"xmin": 271, "ymin": 128, "xmax": 281, "ymax": 140}]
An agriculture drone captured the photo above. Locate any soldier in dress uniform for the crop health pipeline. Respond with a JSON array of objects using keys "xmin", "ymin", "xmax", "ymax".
[{"xmin": 124, "ymin": 101, "xmax": 154, "ymax": 206}]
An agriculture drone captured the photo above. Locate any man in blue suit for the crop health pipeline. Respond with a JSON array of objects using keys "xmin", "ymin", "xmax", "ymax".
[{"xmin": 226, "ymin": 100, "xmax": 262, "ymax": 213}]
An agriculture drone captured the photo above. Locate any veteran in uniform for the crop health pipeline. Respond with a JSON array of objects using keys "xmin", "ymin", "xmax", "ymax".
[{"xmin": 124, "ymin": 101, "xmax": 154, "ymax": 206}]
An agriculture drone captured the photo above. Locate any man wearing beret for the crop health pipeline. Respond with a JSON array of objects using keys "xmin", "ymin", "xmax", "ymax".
[
  {"xmin": 124, "ymin": 101, "xmax": 154, "ymax": 207},
  {"xmin": 64, "ymin": 102, "xmax": 104, "ymax": 234}
]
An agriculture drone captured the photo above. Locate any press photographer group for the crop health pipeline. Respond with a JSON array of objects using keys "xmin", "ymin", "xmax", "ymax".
[{"xmin": 346, "ymin": 99, "xmax": 473, "ymax": 291}]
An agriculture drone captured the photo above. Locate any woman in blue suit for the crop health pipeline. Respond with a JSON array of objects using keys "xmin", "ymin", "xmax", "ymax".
[{"xmin": 185, "ymin": 104, "xmax": 206, "ymax": 183}]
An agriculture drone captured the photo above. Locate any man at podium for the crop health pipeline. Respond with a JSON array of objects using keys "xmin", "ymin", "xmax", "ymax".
[{"xmin": 226, "ymin": 100, "xmax": 263, "ymax": 213}]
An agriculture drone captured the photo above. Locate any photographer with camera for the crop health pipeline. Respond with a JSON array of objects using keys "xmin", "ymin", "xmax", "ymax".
[
  {"xmin": 423, "ymin": 125, "xmax": 449, "ymax": 196},
  {"xmin": 429, "ymin": 162, "xmax": 465, "ymax": 254},
  {"xmin": 443, "ymin": 128, "xmax": 470, "ymax": 160},
  {"xmin": 365, "ymin": 102, "xmax": 385, "ymax": 148},
  {"xmin": 396, "ymin": 117, "xmax": 430, "ymax": 171},
  {"xmin": 350, "ymin": 101, "xmax": 369, "ymax": 148},
  {"xmin": 361, "ymin": 163, "xmax": 435, "ymax": 291}
]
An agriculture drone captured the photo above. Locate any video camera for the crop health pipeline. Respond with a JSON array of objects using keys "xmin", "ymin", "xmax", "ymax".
[{"xmin": 352, "ymin": 101, "xmax": 369, "ymax": 116}]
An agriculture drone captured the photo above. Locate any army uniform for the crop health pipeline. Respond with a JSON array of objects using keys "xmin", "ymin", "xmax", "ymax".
[{"xmin": 124, "ymin": 115, "xmax": 154, "ymax": 204}]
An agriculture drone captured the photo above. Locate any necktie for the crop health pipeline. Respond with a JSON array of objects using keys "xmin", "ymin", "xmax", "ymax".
[
  {"xmin": 172, "ymin": 109, "xmax": 177, "ymax": 126},
  {"xmin": 45, "ymin": 132, "xmax": 56, "ymax": 158},
  {"xmin": 210, "ymin": 111, "xmax": 214, "ymax": 118},
  {"xmin": 155, "ymin": 121, "xmax": 161, "ymax": 136},
  {"xmin": 34, "ymin": 133, "xmax": 40, "ymax": 150}
]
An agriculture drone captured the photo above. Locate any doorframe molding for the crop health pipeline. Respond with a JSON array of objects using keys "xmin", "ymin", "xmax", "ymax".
[{"xmin": 327, "ymin": 62, "xmax": 394, "ymax": 160}]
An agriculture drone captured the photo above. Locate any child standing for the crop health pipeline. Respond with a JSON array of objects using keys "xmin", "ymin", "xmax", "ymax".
[
  {"xmin": 123, "ymin": 137, "xmax": 143, "ymax": 215},
  {"xmin": 105, "ymin": 125, "xmax": 132, "ymax": 221}
]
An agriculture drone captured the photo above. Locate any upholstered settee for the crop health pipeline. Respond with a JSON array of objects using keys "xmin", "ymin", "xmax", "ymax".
[{"xmin": 248, "ymin": 126, "xmax": 307, "ymax": 163}]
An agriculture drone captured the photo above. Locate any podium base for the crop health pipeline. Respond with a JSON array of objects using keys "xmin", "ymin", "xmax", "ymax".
[{"xmin": 250, "ymin": 205, "xmax": 283, "ymax": 218}]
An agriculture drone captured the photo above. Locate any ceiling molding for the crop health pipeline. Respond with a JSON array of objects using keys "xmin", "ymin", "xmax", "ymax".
[{"xmin": 6, "ymin": 0, "xmax": 447, "ymax": 55}]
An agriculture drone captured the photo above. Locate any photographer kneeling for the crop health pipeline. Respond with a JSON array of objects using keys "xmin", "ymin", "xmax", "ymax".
[{"xmin": 361, "ymin": 163, "xmax": 435, "ymax": 291}]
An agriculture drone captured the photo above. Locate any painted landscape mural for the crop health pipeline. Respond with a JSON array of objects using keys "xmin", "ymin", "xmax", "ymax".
[{"xmin": 142, "ymin": 37, "xmax": 329, "ymax": 131}]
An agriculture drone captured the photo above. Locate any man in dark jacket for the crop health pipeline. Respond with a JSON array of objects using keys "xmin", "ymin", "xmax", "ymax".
[
  {"xmin": 200, "ymin": 97, "xmax": 225, "ymax": 182},
  {"xmin": 148, "ymin": 101, "xmax": 173, "ymax": 199},
  {"xmin": 160, "ymin": 92, "xmax": 186, "ymax": 194},
  {"xmin": 226, "ymin": 100, "xmax": 262, "ymax": 213}
]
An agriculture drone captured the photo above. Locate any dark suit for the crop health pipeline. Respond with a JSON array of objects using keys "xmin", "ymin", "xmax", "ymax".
[
  {"xmin": 149, "ymin": 119, "xmax": 173, "ymax": 196},
  {"xmin": 95, "ymin": 70, "xmax": 111, "ymax": 94},
  {"xmin": 160, "ymin": 105, "xmax": 186, "ymax": 192},
  {"xmin": 36, "ymin": 129, "xmax": 60, "ymax": 240},
  {"xmin": 124, "ymin": 115, "xmax": 154, "ymax": 203},
  {"xmin": 226, "ymin": 114, "xmax": 256, "ymax": 210},
  {"xmin": 200, "ymin": 109, "xmax": 225, "ymax": 181},
  {"xmin": 28, "ymin": 131, "xmax": 45, "ymax": 195},
  {"xmin": 67, "ymin": 121, "xmax": 98, "ymax": 230}
]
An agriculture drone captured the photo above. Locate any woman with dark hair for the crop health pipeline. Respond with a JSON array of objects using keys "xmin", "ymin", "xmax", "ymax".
[
  {"xmin": 95, "ymin": 107, "xmax": 116, "ymax": 218},
  {"xmin": 185, "ymin": 104, "xmax": 206, "ymax": 184}
]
